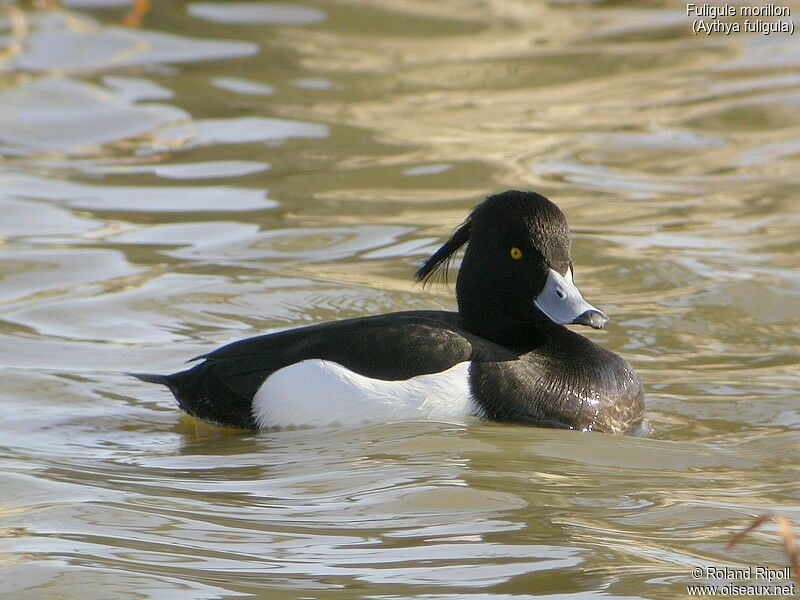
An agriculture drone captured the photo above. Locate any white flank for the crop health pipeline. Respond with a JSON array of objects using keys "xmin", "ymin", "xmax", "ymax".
[{"xmin": 252, "ymin": 359, "xmax": 473, "ymax": 429}]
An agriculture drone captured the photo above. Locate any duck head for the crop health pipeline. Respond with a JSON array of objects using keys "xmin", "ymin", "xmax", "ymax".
[{"xmin": 416, "ymin": 190, "xmax": 608, "ymax": 342}]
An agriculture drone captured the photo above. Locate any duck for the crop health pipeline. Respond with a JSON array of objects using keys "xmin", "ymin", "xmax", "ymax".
[{"xmin": 133, "ymin": 190, "xmax": 645, "ymax": 434}]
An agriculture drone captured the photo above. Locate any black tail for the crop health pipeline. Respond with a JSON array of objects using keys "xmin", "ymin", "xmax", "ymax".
[
  {"xmin": 129, "ymin": 365, "xmax": 257, "ymax": 430},
  {"xmin": 127, "ymin": 372, "xmax": 172, "ymax": 386}
]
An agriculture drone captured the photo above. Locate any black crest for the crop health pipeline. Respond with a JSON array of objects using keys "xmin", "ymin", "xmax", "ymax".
[{"xmin": 415, "ymin": 217, "xmax": 472, "ymax": 286}]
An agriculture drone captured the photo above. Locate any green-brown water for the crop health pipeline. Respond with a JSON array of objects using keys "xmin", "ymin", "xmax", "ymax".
[{"xmin": 1, "ymin": 1, "xmax": 799, "ymax": 598}]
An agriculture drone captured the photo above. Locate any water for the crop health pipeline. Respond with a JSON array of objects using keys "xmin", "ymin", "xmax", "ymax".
[{"xmin": 1, "ymin": 1, "xmax": 798, "ymax": 598}]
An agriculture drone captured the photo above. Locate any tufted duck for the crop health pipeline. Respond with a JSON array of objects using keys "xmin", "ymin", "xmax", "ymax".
[{"xmin": 133, "ymin": 191, "xmax": 645, "ymax": 434}]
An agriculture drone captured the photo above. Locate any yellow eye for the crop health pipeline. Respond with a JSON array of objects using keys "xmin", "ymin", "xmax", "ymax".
[{"xmin": 510, "ymin": 247, "xmax": 523, "ymax": 260}]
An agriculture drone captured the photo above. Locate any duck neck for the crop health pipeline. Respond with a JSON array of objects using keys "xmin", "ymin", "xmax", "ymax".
[{"xmin": 457, "ymin": 306, "xmax": 555, "ymax": 350}]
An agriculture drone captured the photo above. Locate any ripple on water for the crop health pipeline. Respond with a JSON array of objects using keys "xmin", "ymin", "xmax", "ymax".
[
  {"xmin": 0, "ymin": 197, "xmax": 98, "ymax": 237},
  {"xmin": 1, "ymin": 271, "xmax": 428, "ymax": 345},
  {"xmin": 187, "ymin": 2, "xmax": 327, "ymax": 26},
  {"xmin": 2, "ymin": 12, "xmax": 257, "ymax": 73},
  {"xmin": 0, "ymin": 76, "xmax": 327, "ymax": 157},
  {"xmin": 101, "ymin": 76, "xmax": 176, "ymax": 103},
  {"xmin": 152, "ymin": 117, "xmax": 330, "ymax": 150},
  {"xmin": 211, "ymin": 77, "xmax": 275, "ymax": 96},
  {"xmin": 80, "ymin": 160, "xmax": 271, "ymax": 180},
  {"xmin": 0, "ymin": 173, "xmax": 275, "ymax": 212},
  {"xmin": 0, "ymin": 248, "xmax": 138, "ymax": 304},
  {"xmin": 168, "ymin": 225, "xmax": 414, "ymax": 262},
  {"xmin": 0, "ymin": 77, "xmax": 187, "ymax": 156}
]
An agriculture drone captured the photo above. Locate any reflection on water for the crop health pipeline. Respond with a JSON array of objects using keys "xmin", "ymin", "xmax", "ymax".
[
  {"xmin": 0, "ymin": 1, "xmax": 798, "ymax": 598},
  {"xmin": 187, "ymin": 2, "xmax": 327, "ymax": 26},
  {"xmin": 0, "ymin": 76, "xmax": 185, "ymax": 154},
  {"xmin": 1, "ymin": 11, "xmax": 256, "ymax": 72}
]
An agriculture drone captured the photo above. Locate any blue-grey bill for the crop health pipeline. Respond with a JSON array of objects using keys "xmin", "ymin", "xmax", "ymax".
[{"xmin": 534, "ymin": 268, "xmax": 609, "ymax": 329}]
